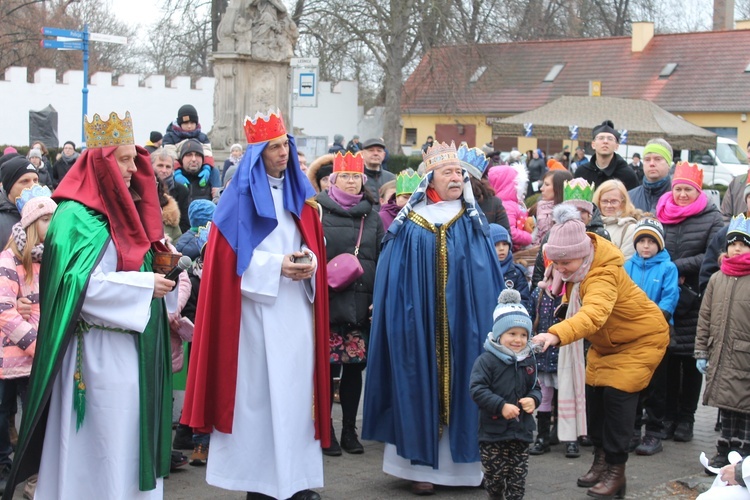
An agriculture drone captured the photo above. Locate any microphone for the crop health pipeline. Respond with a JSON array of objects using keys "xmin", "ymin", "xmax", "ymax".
[{"xmin": 163, "ymin": 256, "xmax": 192, "ymax": 282}]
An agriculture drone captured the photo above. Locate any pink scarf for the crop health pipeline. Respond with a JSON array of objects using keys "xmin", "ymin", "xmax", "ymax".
[
  {"xmin": 328, "ymin": 184, "xmax": 363, "ymax": 210},
  {"xmin": 721, "ymin": 252, "xmax": 750, "ymax": 277},
  {"xmin": 534, "ymin": 200, "xmax": 555, "ymax": 244},
  {"xmin": 656, "ymin": 190, "xmax": 708, "ymax": 225}
]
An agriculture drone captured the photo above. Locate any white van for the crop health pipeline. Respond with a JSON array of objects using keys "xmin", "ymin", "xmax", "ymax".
[{"xmin": 680, "ymin": 137, "xmax": 749, "ymax": 186}]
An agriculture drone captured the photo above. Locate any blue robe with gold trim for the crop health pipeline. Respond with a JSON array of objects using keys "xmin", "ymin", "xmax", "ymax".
[{"xmin": 362, "ymin": 206, "xmax": 504, "ymax": 468}]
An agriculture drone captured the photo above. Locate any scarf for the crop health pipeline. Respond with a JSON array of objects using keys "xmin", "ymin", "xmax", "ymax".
[
  {"xmin": 484, "ymin": 333, "xmax": 533, "ymax": 364},
  {"xmin": 555, "ymin": 243, "xmax": 593, "ymax": 441},
  {"xmin": 721, "ymin": 252, "xmax": 750, "ymax": 277},
  {"xmin": 644, "ymin": 176, "xmax": 670, "ymax": 192},
  {"xmin": 499, "ymin": 251, "xmax": 514, "ymax": 276},
  {"xmin": 327, "ymin": 184, "xmax": 364, "ymax": 211},
  {"xmin": 61, "ymin": 151, "xmax": 80, "ymax": 164},
  {"xmin": 534, "ymin": 200, "xmax": 555, "ymax": 244},
  {"xmin": 11, "ymin": 222, "xmax": 44, "ymax": 262},
  {"xmin": 656, "ymin": 190, "xmax": 708, "ymax": 225},
  {"xmin": 227, "ymin": 154, "xmax": 242, "ymax": 167},
  {"xmin": 163, "ymin": 174, "xmax": 175, "ymax": 191}
]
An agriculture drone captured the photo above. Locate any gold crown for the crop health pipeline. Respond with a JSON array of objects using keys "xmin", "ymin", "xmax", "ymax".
[
  {"xmin": 422, "ymin": 141, "xmax": 459, "ymax": 172},
  {"xmin": 84, "ymin": 111, "xmax": 134, "ymax": 149}
]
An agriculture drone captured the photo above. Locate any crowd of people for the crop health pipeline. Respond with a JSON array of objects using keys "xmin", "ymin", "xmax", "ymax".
[{"xmin": 0, "ymin": 107, "xmax": 749, "ymax": 500}]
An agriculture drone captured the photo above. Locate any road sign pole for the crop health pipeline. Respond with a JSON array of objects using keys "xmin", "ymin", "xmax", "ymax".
[{"xmin": 81, "ymin": 24, "xmax": 89, "ymax": 145}]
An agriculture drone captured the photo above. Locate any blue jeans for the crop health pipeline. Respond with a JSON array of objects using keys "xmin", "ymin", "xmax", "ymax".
[{"xmin": 0, "ymin": 377, "xmax": 28, "ymax": 467}]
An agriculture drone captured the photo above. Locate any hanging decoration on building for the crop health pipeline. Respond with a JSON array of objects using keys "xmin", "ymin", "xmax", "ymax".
[
  {"xmin": 569, "ymin": 125, "xmax": 579, "ymax": 140},
  {"xmin": 524, "ymin": 123, "xmax": 534, "ymax": 137}
]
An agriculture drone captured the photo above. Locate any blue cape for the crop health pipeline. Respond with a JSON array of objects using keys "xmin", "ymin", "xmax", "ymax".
[
  {"xmin": 362, "ymin": 205, "xmax": 504, "ymax": 467},
  {"xmin": 213, "ymin": 135, "xmax": 315, "ymax": 276}
]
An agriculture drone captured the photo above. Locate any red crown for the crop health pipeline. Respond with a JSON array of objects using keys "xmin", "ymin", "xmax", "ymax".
[
  {"xmin": 332, "ymin": 152, "xmax": 364, "ymax": 174},
  {"xmin": 672, "ymin": 161, "xmax": 704, "ymax": 189},
  {"xmin": 243, "ymin": 109, "xmax": 287, "ymax": 144}
]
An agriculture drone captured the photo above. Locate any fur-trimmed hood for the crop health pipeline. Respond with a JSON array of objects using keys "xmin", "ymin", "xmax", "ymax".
[
  {"xmin": 162, "ymin": 193, "xmax": 181, "ymax": 227},
  {"xmin": 307, "ymin": 153, "xmax": 335, "ymax": 192}
]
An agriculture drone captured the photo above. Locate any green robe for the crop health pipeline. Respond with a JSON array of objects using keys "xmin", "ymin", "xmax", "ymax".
[{"xmin": 4, "ymin": 201, "xmax": 172, "ymax": 498}]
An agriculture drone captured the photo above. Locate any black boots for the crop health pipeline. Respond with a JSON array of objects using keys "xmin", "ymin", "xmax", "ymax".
[
  {"xmin": 587, "ymin": 463, "xmax": 626, "ymax": 499},
  {"xmin": 578, "ymin": 447, "xmax": 607, "ymax": 487},
  {"xmin": 529, "ymin": 411, "xmax": 552, "ymax": 455},
  {"xmin": 323, "ymin": 421, "xmax": 342, "ymax": 456},
  {"xmin": 340, "ymin": 421, "xmax": 364, "ymax": 454}
]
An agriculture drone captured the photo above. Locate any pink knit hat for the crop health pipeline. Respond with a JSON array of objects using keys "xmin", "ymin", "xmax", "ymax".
[
  {"xmin": 544, "ymin": 205, "xmax": 592, "ymax": 260},
  {"xmin": 21, "ymin": 197, "xmax": 57, "ymax": 229}
]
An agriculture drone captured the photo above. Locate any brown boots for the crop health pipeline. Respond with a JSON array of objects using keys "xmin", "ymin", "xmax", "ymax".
[
  {"xmin": 586, "ymin": 463, "xmax": 626, "ymax": 499},
  {"xmin": 577, "ymin": 447, "xmax": 606, "ymax": 487}
]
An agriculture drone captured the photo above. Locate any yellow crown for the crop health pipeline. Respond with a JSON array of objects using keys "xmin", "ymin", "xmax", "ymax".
[
  {"xmin": 84, "ymin": 111, "xmax": 134, "ymax": 148},
  {"xmin": 422, "ymin": 141, "xmax": 459, "ymax": 172}
]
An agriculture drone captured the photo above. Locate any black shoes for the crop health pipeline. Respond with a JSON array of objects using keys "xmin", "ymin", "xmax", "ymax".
[
  {"xmin": 635, "ymin": 435, "xmax": 663, "ymax": 455},
  {"xmin": 322, "ymin": 424, "xmax": 342, "ymax": 457},
  {"xmin": 340, "ymin": 425, "xmax": 364, "ymax": 454},
  {"xmin": 565, "ymin": 441, "xmax": 581, "ymax": 458},
  {"xmin": 172, "ymin": 423, "xmax": 194, "ymax": 450},
  {"xmin": 673, "ymin": 422, "xmax": 694, "ymax": 442},
  {"xmin": 290, "ymin": 490, "xmax": 322, "ymax": 500}
]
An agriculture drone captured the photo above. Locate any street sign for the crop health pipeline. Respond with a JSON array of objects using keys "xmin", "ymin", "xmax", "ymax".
[
  {"xmin": 41, "ymin": 27, "xmax": 85, "ymax": 39},
  {"xmin": 89, "ymin": 32, "xmax": 127, "ymax": 45},
  {"xmin": 291, "ymin": 57, "xmax": 319, "ymax": 67},
  {"xmin": 299, "ymin": 73, "xmax": 315, "ymax": 97},
  {"xmin": 42, "ymin": 39, "xmax": 85, "ymax": 50}
]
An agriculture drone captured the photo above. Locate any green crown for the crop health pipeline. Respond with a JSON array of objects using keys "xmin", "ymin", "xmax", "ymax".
[
  {"xmin": 396, "ymin": 168, "xmax": 421, "ymax": 196},
  {"xmin": 563, "ymin": 178, "xmax": 594, "ymax": 202}
]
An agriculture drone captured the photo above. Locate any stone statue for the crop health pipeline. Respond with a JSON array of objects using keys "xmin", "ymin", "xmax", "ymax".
[{"xmin": 211, "ymin": 0, "xmax": 297, "ymax": 149}]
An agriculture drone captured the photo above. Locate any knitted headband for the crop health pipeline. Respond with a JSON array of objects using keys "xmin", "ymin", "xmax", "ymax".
[{"xmin": 643, "ymin": 143, "xmax": 673, "ymax": 166}]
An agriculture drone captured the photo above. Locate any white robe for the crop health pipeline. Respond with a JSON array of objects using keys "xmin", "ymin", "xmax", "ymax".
[
  {"xmin": 36, "ymin": 241, "xmax": 177, "ymax": 500},
  {"xmin": 381, "ymin": 199, "xmax": 483, "ymax": 486},
  {"xmin": 206, "ymin": 174, "xmax": 323, "ymax": 499}
]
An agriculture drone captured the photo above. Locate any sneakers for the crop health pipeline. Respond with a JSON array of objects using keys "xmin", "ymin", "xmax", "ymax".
[
  {"xmin": 628, "ymin": 431, "xmax": 641, "ymax": 453},
  {"xmin": 340, "ymin": 425, "xmax": 364, "ymax": 454},
  {"xmin": 565, "ymin": 441, "xmax": 580, "ymax": 458},
  {"xmin": 190, "ymin": 443, "xmax": 208, "ymax": 466},
  {"xmin": 171, "ymin": 450, "xmax": 188, "ymax": 470},
  {"xmin": 674, "ymin": 422, "xmax": 694, "ymax": 442},
  {"xmin": 635, "ymin": 435, "xmax": 663, "ymax": 456},
  {"xmin": 663, "ymin": 421, "xmax": 676, "ymax": 440}
]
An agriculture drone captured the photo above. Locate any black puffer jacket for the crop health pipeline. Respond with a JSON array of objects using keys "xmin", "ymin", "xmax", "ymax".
[
  {"xmin": 0, "ymin": 193, "xmax": 20, "ymax": 246},
  {"xmin": 317, "ymin": 191, "xmax": 384, "ymax": 326},
  {"xmin": 574, "ymin": 153, "xmax": 639, "ymax": 191},
  {"xmin": 661, "ymin": 201, "xmax": 724, "ymax": 355}
]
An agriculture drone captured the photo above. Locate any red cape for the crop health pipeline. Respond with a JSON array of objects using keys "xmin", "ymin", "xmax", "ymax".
[{"xmin": 181, "ymin": 201, "xmax": 330, "ymax": 447}]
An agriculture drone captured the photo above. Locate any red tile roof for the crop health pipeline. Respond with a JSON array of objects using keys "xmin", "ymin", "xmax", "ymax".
[{"xmin": 401, "ymin": 30, "xmax": 750, "ymax": 115}]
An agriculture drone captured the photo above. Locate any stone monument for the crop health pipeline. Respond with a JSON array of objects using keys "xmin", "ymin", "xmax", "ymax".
[{"xmin": 211, "ymin": 0, "xmax": 298, "ymax": 149}]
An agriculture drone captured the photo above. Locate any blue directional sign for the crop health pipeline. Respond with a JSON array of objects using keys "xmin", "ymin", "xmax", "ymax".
[
  {"xmin": 42, "ymin": 39, "xmax": 85, "ymax": 50},
  {"xmin": 41, "ymin": 27, "xmax": 85, "ymax": 40}
]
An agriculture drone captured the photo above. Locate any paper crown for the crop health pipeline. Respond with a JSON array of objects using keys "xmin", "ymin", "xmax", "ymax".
[
  {"xmin": 15, "ymin": 184, "xmax": 52, "ymax": 213},
  {"xmin": 422, "ymin": 141, "xmax": 459, "ymax": 172},
  {"xmin": 332, "ymin": 151, "xmax": 364, "ymax": 173},
  {"xmin": 84, "ymin": 111, "xmax": 134, "ymax": 148},
  {"xmin": 243, "ymin": 109, "xmax": 287, "ymax": 144},
  {"xmin": 727, "ymin": 214, "xmax": 750, "ymax": 245},
  {"xmin": 672, "ymin": 161, "xmax": 703, "ymax": 190},
  {"xmin": 563, "ymin": 178, "xmax": 594, "ymax": 202},
  {"xmin": 457, "ymin": 145, "xmax": 490, "ymax": 180},
  {"xmin": 396, "ymin": 168, "xmax": 421, "ymax": 195}
]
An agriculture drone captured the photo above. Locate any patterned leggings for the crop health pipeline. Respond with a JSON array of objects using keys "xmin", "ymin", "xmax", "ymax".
[
  {"xmin": 719, "ymin": 409, "xmax": 750, "ymax": 451},
  {"xmin": 480, "ymin": 440, "xmax": 529, "ymax": 500}
]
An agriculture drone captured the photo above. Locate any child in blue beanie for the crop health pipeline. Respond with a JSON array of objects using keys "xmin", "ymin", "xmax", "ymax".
[
  {"xmin": 470, "ymin": 289, "xmax": 541, "ymax": 500},
  {"xmin": 489, "ymin": 223, "xmax": 532, "ymax": 313}
]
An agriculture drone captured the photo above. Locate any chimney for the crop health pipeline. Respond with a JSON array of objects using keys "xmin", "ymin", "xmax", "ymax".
[
  {"xmin": 713, "ymin": 0, "xmax": 735, "ymax": 30},
  {"xmin": 632, "ymin": 22, "xmax": 654, "ymax": 53}
]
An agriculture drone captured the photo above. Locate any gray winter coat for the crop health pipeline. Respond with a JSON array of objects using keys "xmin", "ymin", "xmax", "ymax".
[
  {"xmin": 661, "ymin": 201, "xmax": 724, "ymax": 355},
  {"xmin": 316, "ymin": 191, "xmax": 384, "ymax": 326},
  {"xmin": 0, "ymin": 193, "xmax": 20, "ymax": 246},
  {"xmin": 695, "ymin": 271, "xmax": 750, "ymax": 413}
]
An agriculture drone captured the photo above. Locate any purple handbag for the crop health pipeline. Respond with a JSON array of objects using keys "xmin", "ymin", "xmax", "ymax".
[{"xmin": 327, "ymin": 217, "xmax": 365, "ymax": 291}]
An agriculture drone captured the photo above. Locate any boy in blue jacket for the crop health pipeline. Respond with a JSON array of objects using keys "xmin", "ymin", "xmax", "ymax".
[
  {"xmin": 490, "ymin": 224, "xmax": 532, "ymax": 313},
  {"xmin": 470, "ymin": 289, "xmax": 541, "ymax": 500},
  {"xmin": 623, "ymin": 217, "xmax": 679, "ymax": 456}
]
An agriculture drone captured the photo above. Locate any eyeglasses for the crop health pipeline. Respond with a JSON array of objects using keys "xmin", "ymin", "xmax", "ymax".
[
  {"xmin": 338, "ymin": 173, "xmax": 362, "ymax": 181},
  {"xmin": 599, "ymin": 198, "xmax": 622, "ymax": 206},
  {"xmin": 594, "ymin": 135, "xmax": 617, "ymax": 142}
]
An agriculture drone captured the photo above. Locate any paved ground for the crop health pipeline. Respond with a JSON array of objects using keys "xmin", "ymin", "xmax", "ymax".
[
  {"xmin": 158, "ymin": 391, "xmax": 718, "ymax": 500},
  {"xmin": 10, "ymin": 388, "xmax": 720, "ymax": 499}
]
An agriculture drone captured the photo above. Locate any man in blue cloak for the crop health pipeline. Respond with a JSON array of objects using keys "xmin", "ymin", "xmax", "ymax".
[{"xmin": 362, "ymin": 141, "xmax": 504, "ymax": 495}]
